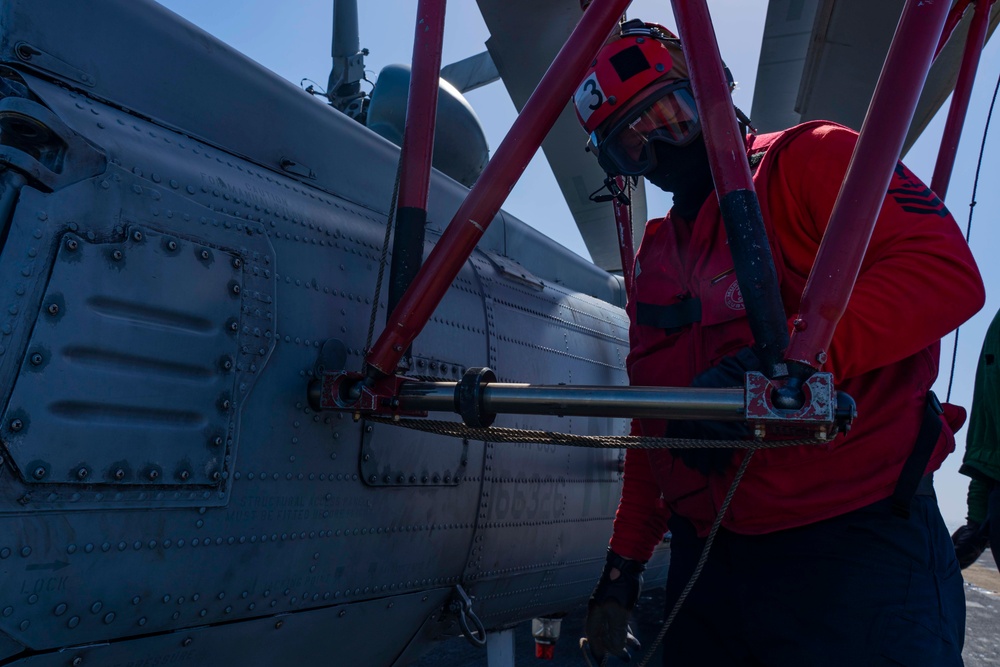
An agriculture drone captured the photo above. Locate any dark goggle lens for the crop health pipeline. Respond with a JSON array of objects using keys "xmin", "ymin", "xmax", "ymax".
[{"xmin": 592, "ymin": 84, "xmax": 700, "ymax": 176}]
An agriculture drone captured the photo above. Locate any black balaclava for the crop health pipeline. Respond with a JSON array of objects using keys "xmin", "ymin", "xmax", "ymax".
[{"xmin": 644, "ymin": 136, "xmax": 715, "ymax": 221}]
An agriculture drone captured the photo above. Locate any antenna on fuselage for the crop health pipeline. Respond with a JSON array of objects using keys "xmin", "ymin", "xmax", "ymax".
[{"xmin": 328, "ymin": 0, "xmax": 368, "ymax": 120}]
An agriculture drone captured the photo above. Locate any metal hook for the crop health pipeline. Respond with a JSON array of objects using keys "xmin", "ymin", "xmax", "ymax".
[
  {"xmin": 578, "ymin": 637, "xmax": 601, "ymax": 667},
  {"xmin": 449, "ymin": 585, "xmax": 487, "ymax": 648}
]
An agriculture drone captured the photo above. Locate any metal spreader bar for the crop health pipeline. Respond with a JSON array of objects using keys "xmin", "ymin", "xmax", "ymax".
[{"xmin": 313, "ymin": 368, "xmax": 855, "ymax": 440}]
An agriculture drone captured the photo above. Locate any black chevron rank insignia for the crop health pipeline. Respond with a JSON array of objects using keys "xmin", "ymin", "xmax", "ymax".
[{"xmin": 887, "ymin": 162, "xmax": 950, "ymax": 217}]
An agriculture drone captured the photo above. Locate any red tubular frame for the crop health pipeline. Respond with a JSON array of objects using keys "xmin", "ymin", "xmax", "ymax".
[
  {"xmin": 673, "ymin": 0, "xmax": 791, "ymax": 378},
  {"xmin": 932, "ymin": 0, "xmax": 994, "ymax": 198},
  {"xmin": 612, "ymin": 176, "xmax": 635, "ymax": 296},
  {"xmin": 671, "ymin": 2, "xmax": 752, "ymax": 195},
  {"xmin": 936, "ymin": 0, "xmax": 974, "ymax": 59},
  {"xmin": 785, "ymin": 0, "xmax": 952, "ymax": 370},
  {"xmin": 365, "ymin": 0, "xmax": 631, "ymax": 376},
  {"xmin": 385, "ymin": 0, "xmax": 447, "ymax": 319},
  {"xmin": 397, "ymin": 0, "xmax": 446, "ymax": 212}
]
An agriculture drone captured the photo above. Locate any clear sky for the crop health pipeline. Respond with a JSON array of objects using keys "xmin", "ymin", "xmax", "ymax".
[{"xmin": 154, "ymin": 0, "xmax": 1000, "ymax": 529}]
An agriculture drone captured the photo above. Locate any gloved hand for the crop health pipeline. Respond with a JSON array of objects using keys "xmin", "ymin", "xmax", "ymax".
[
  {"xmin": 667, "ymin": 347, "xmax": 760, "ymax": 475},
  {"xmin": 584, "ymin": 549, "xmax": 644, "ymax": 663},
  {"xmin": 952, "ymin": 520, "xmax": 989, "ymax": 569}
]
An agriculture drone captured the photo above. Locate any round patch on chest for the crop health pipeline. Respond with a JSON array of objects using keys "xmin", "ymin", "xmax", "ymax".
[{"xmin": 725, "ymin": 279, "xmax": 745, "ymax": 311}]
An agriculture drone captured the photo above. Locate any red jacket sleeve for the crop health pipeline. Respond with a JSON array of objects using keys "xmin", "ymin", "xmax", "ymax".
[
  {"xmin": 608, "ymin": 444, "xmax": 671, "ymax": 562},
  {"xmin": 771, "ymin": 125, "xmax": 985, "ymax": 382}
]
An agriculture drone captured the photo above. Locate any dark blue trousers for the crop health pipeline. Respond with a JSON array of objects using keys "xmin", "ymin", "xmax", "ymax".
[{"xmin": 662, "ymin": 495, "xmax": 965, "ymax": 666}]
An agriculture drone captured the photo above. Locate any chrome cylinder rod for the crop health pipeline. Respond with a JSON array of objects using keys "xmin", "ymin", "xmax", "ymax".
[{"xmin": 398, "ymin": 382, "xmax": 745, "ymax": 421}]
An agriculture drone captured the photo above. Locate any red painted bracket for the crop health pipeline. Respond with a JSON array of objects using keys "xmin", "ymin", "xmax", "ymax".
[
  {"xmin": 745, "ymin": 371, "xmax": 854, "ymax": 440},
  {"xmin": 317, "ymin": 371, "xmax": 426, "ymax": 418}
]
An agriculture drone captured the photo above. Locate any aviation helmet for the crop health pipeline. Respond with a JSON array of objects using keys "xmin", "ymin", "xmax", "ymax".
[{"xmin": 574, "ymin": 19, "xmax": 732, "ymax": 176}]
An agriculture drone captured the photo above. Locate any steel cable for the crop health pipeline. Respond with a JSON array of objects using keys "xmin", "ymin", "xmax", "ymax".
[
  {"xmin": 946, "ymin": 61, "xmax": 1000, "ymax": 402},
  {"xmin": 366, "ymin": 416, "xmax": 824, "ymax": 450},
  {"xmin": 364, "ymin": 155, "xmax": 405, "ymax": 360}
]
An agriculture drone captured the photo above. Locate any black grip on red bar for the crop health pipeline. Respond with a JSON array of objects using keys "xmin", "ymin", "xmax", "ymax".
[
  {"xmin": 717, "ymin": 188, "xmax": 789, "ymax": 379},
  {"xmin": 387, "ymin": 206, "xmax": 429, "ymax": 319}
]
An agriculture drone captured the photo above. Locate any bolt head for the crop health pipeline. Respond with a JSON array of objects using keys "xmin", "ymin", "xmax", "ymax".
[
  {"xmin": 76, "ymin": 468, "xmax": 88, "ymax": 480},
  {"xmin": 167, "ymin": 240, "xmax": 178, "ymax": 251},
  {"xmin": 200, "ymin": 249, "xmax": 211, "ymax": 260},
  {"xmin": 47, "ymin": 303, "xmax": 59, "ymax": 315},
  {"xmin": 221, "ymin": 400, "xmax": 231, "ymax": 411},
  {"xmin": 72, "ymin": 658, "xmax": 83, "ymax": 667},
  {"xmin": 179, "ymin": 470, "xmax": 190, "ymax": 481},
  {"xmin": 231, "ymin": 284, "xmax": 241, "ymax": 295},
  {"xmin": 213, "ymin": 436, "xmax": 223, "ymax": 447},
  {"xmin": 114, "ymin": 469, "xmax": 125, "ymax": 480},
  {"xmin": 132, "ymin": 231, "xmax": 143, "ymax": 242},
  {"xmin": 228, "ymin": 320, "xmax": 239, "ymax": 332},
  {"xmin": 233, "ymin": 258, "xmax": 243, "ymax": 269},
  {"xmin": 10, "ymin": 419, "xmax": 23, "ymax": 432},
  {"xmin": 816, "ymin": 351, "xmax": 828, "ymax": 364},
  {"xmin": 65, "ymin": 238, "xmax": 78, "ymax": 251},
  {"xmin": 111, "ymin": 250, "xmax": 123, "ymax": 261},
  {"xmin": 148, "ymin": 469, "xmax": 159, "ymax": 481},
  {"xmin": 29, "ymin": 353, "xmax": 42, "ymax": 365},
  {"xmin": 212, "ymin": 471, "xmax": 221, "ymax": 482},
  {"xmin": 32, "ymin": 466, "xmax": 45, "ymax": 479}
]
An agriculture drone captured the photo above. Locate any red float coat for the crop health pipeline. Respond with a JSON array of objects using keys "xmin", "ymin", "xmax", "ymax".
[{"xmin": 610, "ymin": 122, "xmax": 985, "ymax": 561}]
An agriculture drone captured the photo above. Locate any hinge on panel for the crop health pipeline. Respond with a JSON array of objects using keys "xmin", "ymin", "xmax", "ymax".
[
  {"xmin": 279, "ymin": 158, "xmax": 316, "ymax": 179},
  {"xmin": 14, "ymin": 42, "xmax": 95, "ymax": 88},
  {"xmin": 0, "ymin": 97, "xmax": 107, "ymax": 191}
]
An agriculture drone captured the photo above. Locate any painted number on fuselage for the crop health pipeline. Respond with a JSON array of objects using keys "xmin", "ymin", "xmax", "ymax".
[{"xmin": 490, "ymin": 481, "xmax": 562, "ymax": 522}]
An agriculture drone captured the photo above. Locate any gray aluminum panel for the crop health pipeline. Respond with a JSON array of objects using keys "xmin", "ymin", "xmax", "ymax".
[
  {"xmin": 0, "ymin": 189, "xmax": 275, "ymax": 511},
  {"xmin": 7, "ymin": 590, "xmax": 450, "ymax": 667},
  {"xmin": 0, "ymin": 0, "xmax": 623, "ymax": 306},
  {"xmin": 5, "ymin": 229, "xmax": 244, "ymax": 489},
  {"xmin": 0, "ymin": 82, "xmax": 479, "ymax": 655},
  {"xmin": 0, "ymin": 3, "xmax": 667, "ymax": 663}
]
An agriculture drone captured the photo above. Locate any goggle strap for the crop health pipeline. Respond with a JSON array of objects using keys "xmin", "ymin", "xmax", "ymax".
[{"xmin": 735, "ymin": 105, "xmax": 757, "ymax": 135}]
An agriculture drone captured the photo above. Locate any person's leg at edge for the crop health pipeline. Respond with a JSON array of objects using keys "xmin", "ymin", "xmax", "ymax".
[
  {"xmin": 658, "ymin": 516, "xmax": 752, "ymax": 666},
  {"xmin": 988, "ymin": 480, "xmax": 1000, "ymax": 573},
  {"xmin": 739, "ymin": 495, "xmax": 965, "ymax": 666}
]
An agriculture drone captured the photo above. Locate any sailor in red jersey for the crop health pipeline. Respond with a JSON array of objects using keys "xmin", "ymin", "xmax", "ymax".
[{"xmin": 575, "ymin": 19, "xmax": 985, "ymax": 666}]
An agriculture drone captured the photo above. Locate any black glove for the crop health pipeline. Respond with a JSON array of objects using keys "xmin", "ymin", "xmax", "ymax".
[
  {"xmin": 667, "ymin": 347, "xmax": 759, "ymax": 475},
  {"xmin": 584, "ymin": 549, "xmax": 644, "ymax": 663},
  {"xmin": 952, "ymin": 520, "xmax": 989, "ymax": 569}
]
